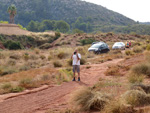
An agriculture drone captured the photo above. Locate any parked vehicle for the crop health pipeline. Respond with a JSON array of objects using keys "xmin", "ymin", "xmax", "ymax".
[
  {"xmin": 91, "ymin": 41, "xmax": 104, "ymax": 45},
  {"xmin": 88, "ymin": 42, "xmax": 110, "ymax": 54},
  {"xmin": 112, "ymin": 42, "xmax": 125, "ymax": 50}
]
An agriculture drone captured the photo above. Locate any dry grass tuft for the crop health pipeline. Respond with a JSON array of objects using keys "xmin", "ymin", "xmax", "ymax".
[
  {"xmin": 128, "ymin": 72, "xmax": 145, "ymax": 84},
  {"xmin": 133, "ymin": 46, "xmax": 143, "ymax": 53},
  {"xmin": 103, "ymin": 100, "xmax": 135, "ymax": 113},
  {"xmin": 131, "ymin": 84, "xmax": 150, "ymax": 94},
  {"xmin": 125, "ymin": 50, "xmax": 134, "ymax": 56},
  {"xmin": 105, "ymin": 65, "xmax": 120, "ymax": 76},
  {"xmin": 71, "ymin": 87, "xmax": 112, "ymax": 111},
  {"xmin": 121, "ymin": 90, "xmax": 150, "ymax": 106},
  {"xmin": 130, "ymin": 63, "xmax": 150, "ymax": 77},
  {"xmin": 57, "ymin": 51, "xmax": 67, "ymax": 59},
  {"xmin": 53, "ymin": 61, "xmax": 62, "ymax": 67}
]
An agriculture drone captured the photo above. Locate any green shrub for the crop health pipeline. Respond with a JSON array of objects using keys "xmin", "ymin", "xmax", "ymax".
[
  {"xmin": 3, "ymin": 40, "xmax": 22, "ymax": 50},
  {"xmin": 146, "ymin": 44, "xmax": 150, "ymax": 51},
  {"xmin": 80, "ymin": 38, "xmax": 96, "ymax": 45},
  {"xmin": 53, "ymin": 61, "xmax": 62, "ymax": 67},
  {"xmin": 55, "ymin": 32, "xmax": 61, "ymax": 39},
  {"xmin": 1, "ymin": 83, "xmax": 12, "ymax": 90},
  {"xmin": 23, "ymin": 53, "xmax": 29, "ymax": 61},
  {"xmin": 10, "ymin": 86, "xmax": 24, "ymax": 93}
]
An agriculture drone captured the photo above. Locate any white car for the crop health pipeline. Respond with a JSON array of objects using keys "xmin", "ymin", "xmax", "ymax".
[{"xmin": 112, "ymin": 42, "xmax": 125, "ymax": 50}]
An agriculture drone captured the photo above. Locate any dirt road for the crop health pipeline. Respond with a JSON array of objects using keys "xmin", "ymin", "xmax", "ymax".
[{"xmin": 0, "ymin": 59, "xmax": 122, "ymax": 113}]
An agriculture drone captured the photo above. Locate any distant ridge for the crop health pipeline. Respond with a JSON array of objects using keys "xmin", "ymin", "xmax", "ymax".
[{"xmin": 0, "ymin": 0, "xmax": 136, "ymax": 26}]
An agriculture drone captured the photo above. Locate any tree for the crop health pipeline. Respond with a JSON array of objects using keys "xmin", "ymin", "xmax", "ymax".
[
  {"xmin": 54, "ymin": 20, "xmax": 70, "ymax": 33},
  {"xmin": 27, "ymin": 20, "xmax": 39, "ymax": 32},
  {"xmin": 7, "ymin": 4, "xmax": 17, "ymax": 24}
]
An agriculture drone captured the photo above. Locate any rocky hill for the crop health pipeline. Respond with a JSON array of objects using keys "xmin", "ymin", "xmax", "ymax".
[{"xmin": 0, "ymin": 0, "xmax": 136, "ymax": 26}]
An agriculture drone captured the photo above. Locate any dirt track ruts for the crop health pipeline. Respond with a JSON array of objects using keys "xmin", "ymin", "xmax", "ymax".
[{"xmin": 0, "ymin": 59, "xmax": 122, "ymax": 113}]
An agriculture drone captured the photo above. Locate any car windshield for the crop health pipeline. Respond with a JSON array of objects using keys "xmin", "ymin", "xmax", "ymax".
[
  {"xmin": 91, "ymin": 44, "xmax": 102, "ymax": 48},
  {"xmin": 114, "ymin": 42, "xmax": 124, "ymax": 46}
]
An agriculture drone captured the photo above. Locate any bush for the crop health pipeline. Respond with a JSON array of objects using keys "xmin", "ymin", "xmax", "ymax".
[
  {"xmin": 128, "ymin": 73, "xmax": 145, "ymax": 84},
  {"xmin": 48, "ymin": 55, "xmax": 52, "ymax": 61},
  {"xmin": 40, "ymin": 55, "xmax": 46, "ymax": 60},
  {"xmin": 122, "ymin": 90, "xmax": 150, "ymax": 106},
  {"xmin": 53, "ymin": 61, "xmax": 62, "ymax": 67},
  {"xmin": 103, "ymin": 100, "xmax": 135, "ymax": 113},
  {"xmin": 7, "ymin": 60, "xmax": 16, "ymax": 66},
  {"xmin": 131, "ymin": 84, "xmax": 150, "ymax": 94},
  {"xmin": 56, "ymin": 69, "xmax": 73, "ymax": 84},
  {"xmin": 41, "ymin": 75, "xmax": 51, "ymax": 81},
  {"xmin": 23, "ymin": 53, "xmax": 29, "ymax": 61},
  {"xmin": 71, "ymin": 87, "xmax": 112, "ymax": 111},
  {"xmin": 10, "ymin": 54, "xmax": 21, "ymax": 60},
  {"xmin": 3, "ymin": 40, "xmax": 22, "ymax": 50},
  {"xmin": 77, "ymin": 47, "xmax": 86, "ymax": 55},
  {"xmin": 1, "ymin": 83, "xmax": 12, "ymax": 90},
  {"xmin": 10, "ymin": 86, "xmax": 24, "ymax": 93},
  {"xmin": 57, "ymin": 51, "xmax": 67, "ymax": 59},
  {"xmin": 130, "ymin": 63, "xmax": 150, "ymax": 77},
  {"xmin": 80, "ymin": 58, "xmax": 86, "ymax": 65},
  {"xmin": 133, "ymin": 46, "xmax": 143, "ymax": 53},
  {"xmin": 19, "ymin": 78, "xmax": 34, "ymax": 89},
  {"xmin": 80, "ymin": 38, "xmax": 96, "ymax": 45},
  {"xmin": 30, "ymin": 55, "xmax": 39, "ymax": 60},
  {"xmin": 34, "ymin": 48, "xmax": 40, "ymax": 54},
  {"xmin": 55, "ymin": 32, "xmax": 61, "ymax": 39},
  {"xmin": 146, "ymin": 44, "xmax": 150, "ymax": 51},
  {"xmin": 125, "ymin": 50, "xmax": 134, "ymax": 56},
  {"xmin": 67, "ymin": 59, "xmax": 72, "ymax": 66},
  {"xmin": 105, "ymin": 66, "xmax": 120, "ymax": 76},
  {"xmin": 0, "ymin": 53, "xmax": 5, "ymax": 59},
  {"xmin": 39, "ymin": 43, "xmax": 52, "ymax": 49}
]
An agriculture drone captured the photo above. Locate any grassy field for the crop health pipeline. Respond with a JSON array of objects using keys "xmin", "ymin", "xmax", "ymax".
[{"xmin": 1, "ymin": 32, "xmax": 150, "ymax": 112}]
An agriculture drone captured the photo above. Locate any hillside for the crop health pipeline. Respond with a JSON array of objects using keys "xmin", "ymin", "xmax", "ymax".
[{"xmin": 0, "ymin": 0, "xmax": 136, "ymax": 27}]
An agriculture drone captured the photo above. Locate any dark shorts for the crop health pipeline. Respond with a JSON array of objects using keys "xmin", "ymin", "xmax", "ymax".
[{"xmin": 73, "ymin": 65, "xmax": 80, "ymax": 73}]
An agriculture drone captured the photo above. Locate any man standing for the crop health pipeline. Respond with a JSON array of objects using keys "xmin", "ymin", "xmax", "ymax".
[{"xmin": 71, "ymin": 49, "xmax": 81, "ymax": 81}]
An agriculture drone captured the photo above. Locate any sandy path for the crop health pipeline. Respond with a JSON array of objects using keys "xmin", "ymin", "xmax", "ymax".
[{"xmin": 0, "ymin": 59, "xmax": 122, "ymax": 113}]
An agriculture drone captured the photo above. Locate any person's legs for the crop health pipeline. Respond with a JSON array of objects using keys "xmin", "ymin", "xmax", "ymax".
[
  {"xmin": 72, "ymin": 65, "xmax": 76, "ymax": 81},
  {"xmin": 77, "ymin": 65, "xmax": 80, "ymax": 81}
]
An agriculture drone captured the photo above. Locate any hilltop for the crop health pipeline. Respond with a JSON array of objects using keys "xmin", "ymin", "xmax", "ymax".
[{"xmin": 0, "ymin": 0, "xmax": 135, "ymax": 27}]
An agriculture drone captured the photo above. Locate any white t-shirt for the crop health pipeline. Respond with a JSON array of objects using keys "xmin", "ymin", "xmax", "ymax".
[{"xmin": 72, "ymin": 53, "xmax": 81, "ymax": 65}]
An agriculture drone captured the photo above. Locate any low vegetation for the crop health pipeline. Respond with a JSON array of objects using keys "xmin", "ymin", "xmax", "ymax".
[{"xmin": 71, "ymin": 87, "xmax": 112, "ymax": 111}]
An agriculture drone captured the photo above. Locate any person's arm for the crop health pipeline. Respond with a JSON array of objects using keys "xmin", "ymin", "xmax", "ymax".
[
  {"xmin": 71, "ymin": 54, "xmax": 73, "ymax": 59},
  {"xmin": 76, "ymin": 53, "xmax": 81, "ymax": 60}
]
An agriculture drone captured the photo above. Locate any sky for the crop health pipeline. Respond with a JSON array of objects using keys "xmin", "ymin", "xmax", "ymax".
[{"xmin": 83, "ymin": 0, "xmax": 150, "ymax": 22}]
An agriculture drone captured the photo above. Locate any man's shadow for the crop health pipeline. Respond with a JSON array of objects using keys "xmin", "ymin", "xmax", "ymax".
[{"xmin": 74, "ymin": 81, "xmax": 89, "ymax": 86}]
